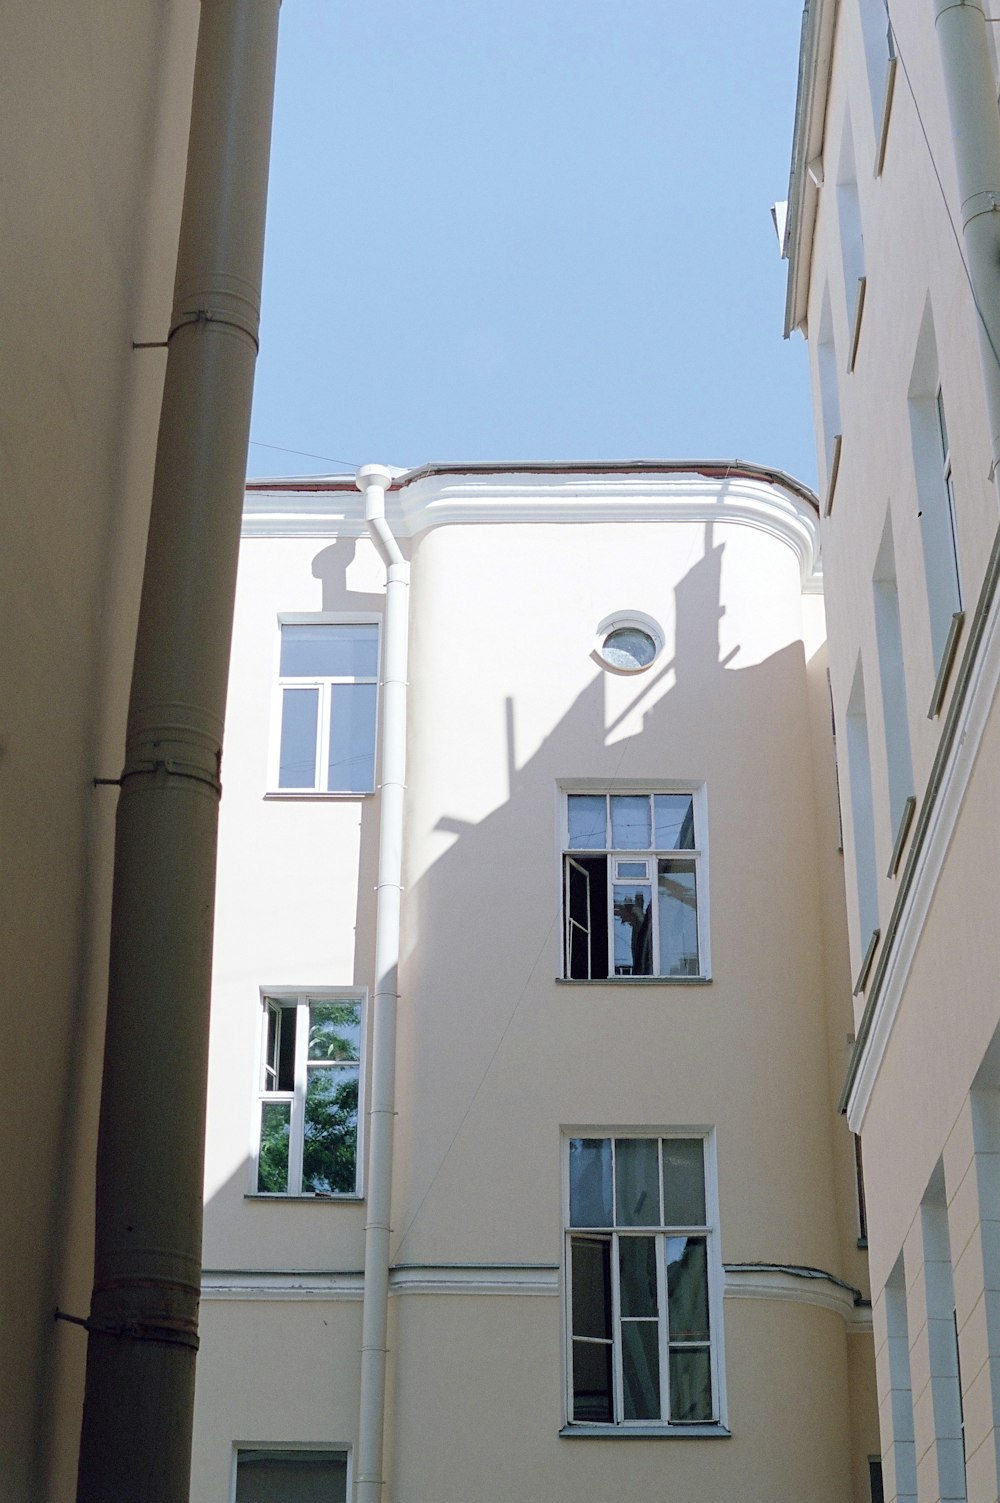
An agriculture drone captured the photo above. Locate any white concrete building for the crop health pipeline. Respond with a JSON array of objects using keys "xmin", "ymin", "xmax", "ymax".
[
  {"xmin": 193, "ymin": 462, "xmax": 879, "ymax": 1502},
  {"xmin": 784, "ymin": 2, "xmax": 1000, "ymax": 1499}
]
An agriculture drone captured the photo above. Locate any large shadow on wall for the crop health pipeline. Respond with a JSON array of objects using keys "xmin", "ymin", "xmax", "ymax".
[
  {"xmin": 386, "ymin": 520, "xmax": 831, "ymax": 1266},
  {"xmin": 199, "ymin": 520, "xmax": 831, "ymax": 1280}
]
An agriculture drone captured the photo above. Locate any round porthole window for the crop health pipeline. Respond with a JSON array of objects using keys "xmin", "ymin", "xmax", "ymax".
[{"xmin": 594, "ymin": 612, "xmax": 664, "ymax": 674}]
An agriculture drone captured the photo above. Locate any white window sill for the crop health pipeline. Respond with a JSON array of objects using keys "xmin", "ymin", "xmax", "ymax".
[
  {"xmin": 556, "ymin": 976, "xmax": 712, "ymax": 986},
  {"xmin": 559, "ymin": 1424, "xmax": 730, "ymax": 1440},
  {"xmin": 263, "ymin": 790, "xmax": 374, "ymax": 802},
  {"xmin": 245, "ymin": 1193, "xmax": 364, "ymax": 1203}
]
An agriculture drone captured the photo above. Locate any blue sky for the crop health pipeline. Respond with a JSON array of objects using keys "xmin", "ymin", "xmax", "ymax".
[{"xmin": 248, "ymin": 1, "xmax": 816, "ymax": 487}]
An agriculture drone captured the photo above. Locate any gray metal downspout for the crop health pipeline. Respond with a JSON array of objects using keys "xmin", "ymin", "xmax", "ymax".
[
  {"xmin": 75, "ymin": 3, "xmax": 281, "ymax": 1499},
  {"xmin": 354, "ymin": 466, "xmax": 410, "ymax": 1503}
]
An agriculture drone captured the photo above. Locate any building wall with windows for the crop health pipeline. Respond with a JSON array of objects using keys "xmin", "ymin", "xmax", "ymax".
[
  {"xmin": 192, "ymin": 464, "xmax": 878, "ymax": 1501},
  {"xmin": 2, "ymin": 7, "xmax": 200, "ymax": 1499},
  {"xmin": 784, "ymin": 2, "xmax": 1000, "ymax": 1498}
]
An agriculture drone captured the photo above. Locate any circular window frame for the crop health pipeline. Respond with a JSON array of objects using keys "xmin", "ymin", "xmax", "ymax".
[{"xmin": 593, "ymin": 611, "xmax": 664, "ymax": 675}]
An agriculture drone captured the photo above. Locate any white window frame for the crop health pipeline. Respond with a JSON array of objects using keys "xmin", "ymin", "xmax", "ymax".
[
  {"xmin": 561, "ymin": 1128, "xmax": 727, "ymax": 1436},
  {"xmin": 267, "ymin": 613, "xmax": 380, "ymax": 797},
  {"xmin": 559, "ymin": 783, "xmax": 710, "ymax": 981},
  {"xmin": 250, "ymin": 988, "xmax": 366, "ymax": 1199},
  {"xmin": 231, "ymin": 1443, "xmax": 352, "ymax": 1503}
]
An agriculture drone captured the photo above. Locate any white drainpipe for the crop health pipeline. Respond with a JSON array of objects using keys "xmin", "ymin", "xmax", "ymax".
[
  {"xmin": 933, "ymin": 0, "xmax": 1000, "ymax": 483},
  {"xmin": 354, "ymin": 464, "xmax": 409, "ymax": 1503}
]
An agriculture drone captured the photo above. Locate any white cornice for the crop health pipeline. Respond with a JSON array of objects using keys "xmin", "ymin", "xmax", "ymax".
[
  {"xmin": 784, "ymin": 0, "xmax": 839, "ymax": 337},
  {"xmin": 724, "ymin": 1265, "xmax": 872, "ymax": 1333},
  {"xmin": 201, "ymin": 1261, "xmax": 868, "ymax": 1327},
  {"xmin": 242, "ymin": 468, "xmax": 822, "ymax": 590},
  {"xmin": 846, "ymin": 558, "xmax": 1000, "ymax": 1131}
]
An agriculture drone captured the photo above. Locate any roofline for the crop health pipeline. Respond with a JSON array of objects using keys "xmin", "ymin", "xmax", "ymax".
[
  {"xmin": 783, "ymin": 0, "xmax": 838, "ymax": 339},
  {"xmin": 246, "ymin": 458, "xmax": 819, "ymax": 516}
]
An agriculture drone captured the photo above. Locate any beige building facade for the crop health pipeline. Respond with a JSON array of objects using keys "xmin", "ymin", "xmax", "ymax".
[
  {"xmin": 193, "ymin": 464, "xmax": 878, "ymax": 1501},
  {"xmin": 784, "ymin": 2, "xmax": 1000, "ymax": 1499}
]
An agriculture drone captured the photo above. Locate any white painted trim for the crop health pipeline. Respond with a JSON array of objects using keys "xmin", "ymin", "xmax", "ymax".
[
  {"xmin": 243, "ymin": 471, "xmax": 821, "ymax": 590},
  {"xmin": 723, "ymin": 1267, "xmax": 872, "ymax": 1332},
  {"xmin": 847, "ymin": 568, "xmax": 1000, "ymax": 1131},
  {"xmin": 201, "ymin": 1265, "xmax": 559, "ymax": 1301},
  {"xmin": 200, "ymin": 1261, "xmax": 870, "ymax": 1329}
]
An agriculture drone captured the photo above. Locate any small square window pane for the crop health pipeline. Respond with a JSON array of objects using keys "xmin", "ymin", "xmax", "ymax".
[
  {"xmin": 666, "ymin": 1236, "xmax": 710, "ymax": 1341},
  {"xmin": 618, "ymin": 1236, "xmax": 658, "ymax": 1316},
  {"xmin": 610, "ymin": 794, "xmax": 652, "ymax": 849},
  {"xmin": 669, "ymin": 1347, "xmax": 713, "ymax": 1423},
  {"xmin": 613, "ymin": 884, "xmax": 653, "ymax": 976},
  {"xmin": 280, "ymin": 623, "xmax": 378, "ymax": 679},
  {"xmin": 328, "ymin": 682, "xmax": 377, "ymax": 792},
  {"xmin": 568, "ymin": 794, "xmax": 607, "ymax": 849},
  {"xmin": 278, "ymin": 687, "xmax": 319, "ymax": 788},
  {"xmin": 622, "ymin": 1321, "xmax": 662, "ymax": 1421},
  {"xmin": 308, "ymin": 1002, "xmax": 361, "ymax": 1061},
  {"xmin": 657, "ymin": 860, "xmax": 699, "ymax": 976},
  {"xmin": 572, "ymin": 1338, "xmax": 614, "ymax": 1423},
  {"xmin": 615, "ymin": 1139, "xmax": 660, "ymax": 1226},
  {"xmin": 569, "ymin": 1137, "xmax": 612, "ymax": 1226},
  {"xmin": 654, "ymin": 794, "xmax": 695, "ymax": 850},
  {"xmin": 257, "ymin": 1102, "xmax": 290, "ymax": 1193},
  {"xmin": 662, "ymin": 1139, "xmax": 706, "ymax": 1225},
  {"xmin": 571, "ymin": 1237, "xmax": 612, "ymax": 1338},
  {"xmin": 302, "ymin": 1066, "xmax": 359, "ymax": 1194}
]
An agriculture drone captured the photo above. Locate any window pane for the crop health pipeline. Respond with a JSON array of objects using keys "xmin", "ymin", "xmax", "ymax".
[
  {"xmin": 302, "ymin": 1066, "xmax": 359, "ymax": 1194},
  {"xmin": 257, "ymin": 1102, "xmax": 290, "ymax": 1193},
  {"xmin": 328, "ymin": 682, "xmax": 377, "ymax": 792},
  {"xmin": 619, "ymin": 1236, "xmax": 658, "ymax": 1316},
  {"xmin": 236, "ymin": 1451, "xmax": 348, "ymax": 1503},
  {"xmin": 615, "ymin": 1139, "xmax": 660, "ymax": 1226},
  {"xmin": 280, "ymin": 623, "xmax": 378, "ymax": 679},
  {"xmin": 657, "ymin": 860, "xmax": 699, "ymax": 976},
  {"xmin": 278, "ymin": 687, "xmax": 319, "ymax": 788},
  {"xmin": 622, "ymin": 1321, "xmax": 662, "ymax": 1421},
  {"xmin": 603, "ymin": 626, "xmax": 657, "ymax": 671},
  {"xmin": 571, "ymin": 1237, "xmax": 612, "ymax": 1338},
  {"xmin": 654, "ymin": 794, "xmax": 695, "ymax": 850},
  {"xmin": 662, "ymin": 1139, "xmax": 706, "ymax": 1226},
  {"xmin": 669, "ymin": 1346, "xmax": 713, "ymax": 1423},
  {"xmin": 666, "ymin": 1236, "xmax": 710, "ymax": 1340},
  {"xmin": 568, "ymin": 794, "xmax": 607, "ymax": 849},
  {"xmin": 613, "ymin": 883, "xmax": 653, "ymax": 975},
  {"xmin": 572, "ymin": 1338, "xmax": 613, "ymax": 1423},
  {"xmin": 569, "ymin": 1137, "xmax": 612, "ymax": 1226},
  {"xmin": 610, "ymin": 794, "xmax": 651, "ymax": 849},
  {"xmin": 308, "ymin": 1002, "xmax": 361, "ymax": 1062}
]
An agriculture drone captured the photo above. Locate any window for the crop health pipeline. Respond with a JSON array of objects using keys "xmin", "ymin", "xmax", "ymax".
[
  {"xmin": 562, "ymin": 790, "xmax": 706, "ymax": 979},
  {"xmin": 274, "ymin": 621, "xmax": 378, "ymax": 793},
  {"xmin": 255, "ymin": 994, "xmax": 362, "ymax": 1197},
  {"xmin": 594, "ymin": 612, "xmax": 664, "ymax": 673},
  {"xmin": 235, "ymin": 1449, "xmax": 348, "ymax": 1503},
  {"xmin": 565, "ymin": 1134, "xmax": 721, "ymax": 1430},
  {"xmin": 909, "ymin": 308, "xmax": 964, "ymax": 699}
]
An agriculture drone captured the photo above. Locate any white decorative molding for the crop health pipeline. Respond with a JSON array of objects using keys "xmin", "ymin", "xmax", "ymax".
[
  {"xmin": 846, "ymin": 564, "xmax": 1000, "ymax": 1132},
  {"xmin": 242, "ymin": 467, "xmax": 822, "ymax": 590},
  {"xmin": 724, "ymin": 1265, "xmax": 872, "ymax": 1332},
  {"xmin": 389, "ymin": 1264, "xmax": 559, "ymax": 1297},
  {"xmin": 202, "ymin": 1261, "xmax": 868, "ymax": 1327},
  {"xmin": 201, "ymin": 1264, "xmax": 559, "ymax": 1301},
  {"xmin": 201, "ymin": 1270, "xmax": 364, "ymax": 1301}
]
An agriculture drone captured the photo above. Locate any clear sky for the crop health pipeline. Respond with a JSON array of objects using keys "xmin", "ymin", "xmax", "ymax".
[{"xmin": 247, "ymin": 0, "xmax": 817, "ymax": 489}]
